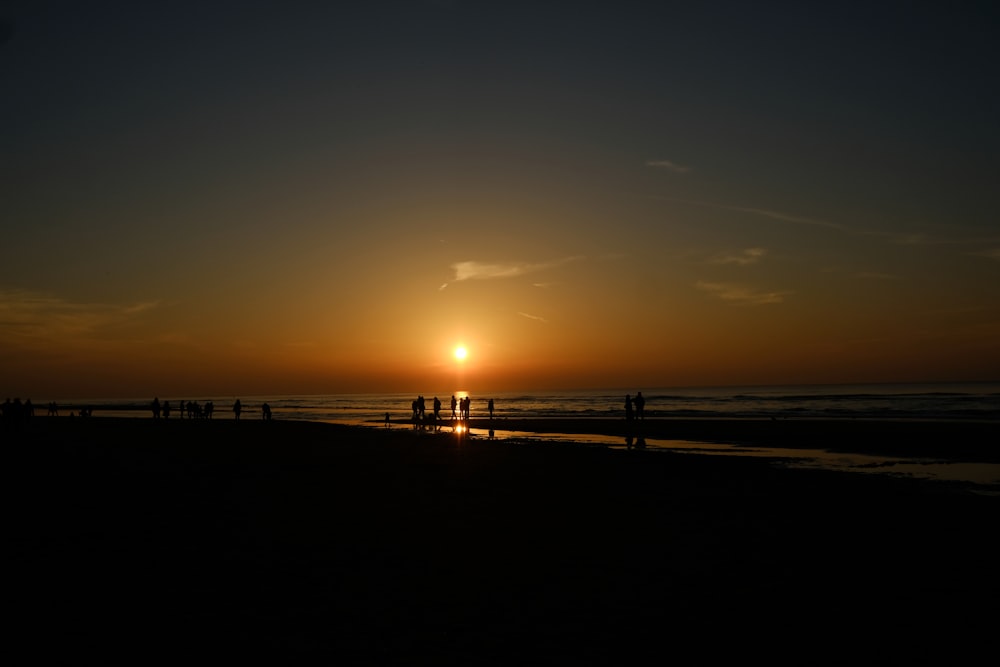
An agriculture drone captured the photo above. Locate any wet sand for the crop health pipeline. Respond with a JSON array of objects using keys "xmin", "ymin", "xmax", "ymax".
[
  {"xmin": 456, "ymin": 417, "xmax": 1000, "ymax": 461},
  {"xmin": 9, "ymin": 416, "xmax": 1000, "ymax": 662}
]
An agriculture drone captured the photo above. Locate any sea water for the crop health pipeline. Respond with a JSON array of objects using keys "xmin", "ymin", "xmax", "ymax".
[
  {"xmin": 58, "ymin": 381, "xmax": 1000, "ymax": 423},
  {"xmin": 36, "ymin": 381, "xmax": 1000, "ymax": 488}
]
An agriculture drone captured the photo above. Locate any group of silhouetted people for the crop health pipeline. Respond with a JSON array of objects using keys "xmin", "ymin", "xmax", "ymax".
[
  {"xmin": 624, "ymin": 391, "xmax": 646, "ymax": 420},
  {"xmin": 1, "ymin": 397, "xmax": 34, "ymax": 431},
  {"xmin": 151, "ymin": 397, "xmax": 218, "ymax": 419},
  {"xmin": 406, "ymin": 394, "xmax": 489, "ymax": 430},
  {"xmin": 2, "ymin": 398, "xmax": 99, "ymax": 427},
  {"xmin": 148, "ymin": 397, "xmax": 269, "ymax": 420}
]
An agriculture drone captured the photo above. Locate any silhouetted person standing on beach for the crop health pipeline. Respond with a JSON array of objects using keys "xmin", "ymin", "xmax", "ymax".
[
  {"xmin": 434, "ymin": 396, "xmax": 442, "ymax": 421},
  {"xmin": 488, "ymin": 398, "xmax": 494, "ymax": 420},
  {"xmin": 634, "ymin": 392, "xmax": 645, "ymax": 420},
  {"xmin": 262, "ymin": 403, "xmax": 271, "ymax": 420},
  {"xmin": 624, "ymin": 394, "xmax": 633, "ymax": 421},
  {"xmin": 233, "ymin": 399, "xmax": 242, "ymax": 420},
  {"xmin": 152, "ymin": 397, "xmax": 161, "ymax": 419},
  {"xmin": 451, "ymin": 395, "xmax": 457, "ymax": 420}
]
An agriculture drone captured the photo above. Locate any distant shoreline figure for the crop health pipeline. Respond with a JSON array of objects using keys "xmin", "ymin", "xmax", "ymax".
[
  {"xmin": 488, "ymin": 398, "xmax": 494, "ymax": 420},
  {"xmin": 152, "ymin": 397, "xmax": 161, "ymax": 419},
  {"xmin": 450, "ymin": 395, "xmax": 457, "ymax": 420},
  {"xmin": 162, "ymin": 400, "xmax": 171, "ymax": 419},
  {"xmin": 434, "ymin": 396, "xmax": 442, "ymax": 421},
  {"xmin": 385, "ymin": 412, "xmax": 390, "ymax": 428},
  {"xmin": 634, "ymin": 391, "xmax": 645, "ymax": 420},
  {"xmin": 262, "ymin": 402, "xmax": 271, "ymax": 420},
  {"xmin": 624, "ymin": 394, "xmax": 633, "ymax": 421},
  {"xmin": 233, "ymin": 399, "xmax": 242, "ymax": 420}
]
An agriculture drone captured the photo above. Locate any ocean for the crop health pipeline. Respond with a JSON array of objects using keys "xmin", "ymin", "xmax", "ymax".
[
  {"xmin": 23, "ymin": 381, "xmax": 1000, "ymax": 487},
  {"xmin": 47, "ymin": 380, "xmax": 1000, "ymax": 423}
]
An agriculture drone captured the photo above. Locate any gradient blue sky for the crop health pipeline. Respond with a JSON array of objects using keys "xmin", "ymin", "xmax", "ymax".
[{"xmin": 2, "ymin": 1, "xmax": 999, "ymax": 398}]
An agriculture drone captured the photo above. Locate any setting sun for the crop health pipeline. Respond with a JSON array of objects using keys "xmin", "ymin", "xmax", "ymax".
[{"xmin": 454, "ymin": 346, "xmax": 468, "ymax": 361}]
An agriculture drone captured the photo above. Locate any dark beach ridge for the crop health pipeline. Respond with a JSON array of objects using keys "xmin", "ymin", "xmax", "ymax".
[{"xmin": 9, "ymin": 416, "xmax": 1000, "ymax": 662}]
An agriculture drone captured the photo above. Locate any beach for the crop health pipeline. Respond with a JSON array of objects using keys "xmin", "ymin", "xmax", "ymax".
[{"xmin": 9, "ymin": 416, "xmax": 999, "ymax": 662}]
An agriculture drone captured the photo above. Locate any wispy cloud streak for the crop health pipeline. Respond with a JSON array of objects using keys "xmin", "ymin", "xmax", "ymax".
[
  {"xmin": 725, "ymin": 205, "xmax": 849, "ymax": 232},
  {"xmin": 972, "ymin": 248, "xmax": 1000, "ymax": 261},
  {"xmin": 439, "ymin": 256, "xmax": 584, "ymax": 290},
  {"xmin": 712, "ymin": 247, "xmax": 767, "ymax": 265},
  {"xmin": 0, "ymin": 288, "xmax": 158, "ymax": 342},
  {"xmin": 518, "ymin": 312, "xmax": 548, "ymax": 323},
  {"xmin": 646, "ymin": 159, "xmax": 691, "ymax": 173},
  {"xmin": 655, "ymin": 196, "xmax": 1000, "ymax": 252},
  {"xmin": 696, "ymin": 281, "xmax": 790, "ymax": 305}
]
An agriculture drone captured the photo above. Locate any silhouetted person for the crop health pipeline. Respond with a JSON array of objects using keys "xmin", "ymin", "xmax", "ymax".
[
  {"xmin": 624, "ymin": 394, "xmax": 633, "ymax": 421},
  {"xmin": 451, "ymin": 395, "xmax": 457, "ymax": 420},
  {"xmin": 434, "ymin": 396, "xmax": 442, "ymax": 420},
  {"xmin": 488, "ymin": 398, "xmax": 494, "ymax": 420},
  {"xmin": 162, "ymin": 400, "xmax": 171, "ymax": 419},
  {"xmin": 233, "ymin": 399, "xmax": 242, "ymax": 420},
  {"xmin": 152, "ymin": 397, "xmax": 161, "ymax": 419},
  {"xmin": 634, "ymin": 391, "xmax": 646, "ymax": 420},
  {"xmin": 262, "ymin": 402, "xmax": 271, "ymax": 420},
  {"xmin": 385, "ymin": 412, "xmax": 390, "ymax": 428}
]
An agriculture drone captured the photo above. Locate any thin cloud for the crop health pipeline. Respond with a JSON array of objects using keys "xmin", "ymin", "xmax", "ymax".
[
  {"xmin": 696, "ymin": 281, "xmax": 790, "ymax": 305},
  {"xmin": 518, "ymin": 312, "xmax": 548, "ymax": 323},
  {"xmin": 712, "ymin": 247, "xmax": 767, "ymax": 266},
  {"xmin": 656, "ymin": 196, "xmax": 1000, "ymax": 251},
  {"xmin": 440, "ymin": 256, "xmax": 584, "ymax": 289},
  {"xmin": 725, "ymin": 205, "xmax": 849, "ymax": 232},
  {"xmin": 971, "ymin": 248, "xmax": 1000, "ymax": 261},
  {"xmin": 855, "ymin": 271, "xmax": 899, "ymax": 281},
  {"xmin": 0, "ymin": 288, "xmax": 158, "ymax": 342},
  {"xmin": 646, "ymin": 159, "xmax": 691, "ymax": 173},
  {"xmin": 652, "ymin": 197, "xmax": 851, "ymax": 232}
]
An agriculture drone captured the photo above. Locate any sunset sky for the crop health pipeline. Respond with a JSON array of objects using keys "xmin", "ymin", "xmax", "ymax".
[{"xmin": 3, "ymin": 1, "xmax": 999, "ymax": 399}]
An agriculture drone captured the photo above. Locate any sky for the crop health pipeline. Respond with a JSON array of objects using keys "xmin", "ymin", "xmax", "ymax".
[{"xmin": 2, "ymin": 1, "xmax": 1000, "ymax": 399}]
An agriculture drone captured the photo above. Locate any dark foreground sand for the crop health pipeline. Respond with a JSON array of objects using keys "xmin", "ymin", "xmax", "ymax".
[{"xmin": 9, "ymin": 417, "xmax": 1000, "ymax": 663}]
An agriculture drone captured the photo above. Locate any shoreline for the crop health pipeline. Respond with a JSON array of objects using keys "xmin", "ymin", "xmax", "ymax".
[{"xmin": 376, "ymin": 415, "xmax": 1000, "ymax": 463}]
